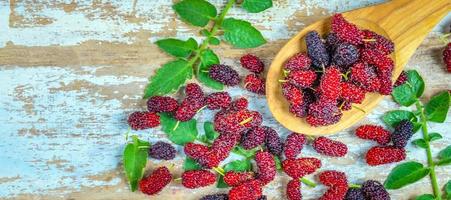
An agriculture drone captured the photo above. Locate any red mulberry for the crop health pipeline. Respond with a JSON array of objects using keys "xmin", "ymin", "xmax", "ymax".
[
  {"xmin": 128, "ymin": 111, "xmax": 160, "ymax": 130},
  {"xmin": 241, "ymin": 126, "xmax": 266, "ymax": 150},
  {"xmin": 282, "ymin": 83, "xmax": 304, "ymax": 105},
  {"xmin": 366, "ymin": 146, "xmax": 406, "ymax": 166},
  {"xmin": 362, "ymin": 29, "xmax": 394, "ymax": 55},
  {"xmin": 229, "ymin": 180, "xmax": 263, "ymax": 200},
  {"xmin": 184, "ymin": 142, "xmax": 209, "ymax": 160},
  {"xmin": 287, "ymin": 70, "xmax": 317, "ymax": 89},
  {"xmin": 331, "ymin": 14, "xmax": 363, "ymax": 45},
  {"xmin": 185, "ymin": 83, "xmax": 204, "ymax": 99},
  {"xmin": 285, "ymin": 53, "xmax": 312, "ymax": 71},
  {"xmin": 443, "ymin": 43, "xmax": 451, "ymax": 72},
  {"xmin": 206, "ymin": 92, "xmax": 232, "ymax": 110},
  {"xmin": 229, "ymin": 97, "xmax": 248, "ymax": 111},
  {"xmin": 319, "ymin": 67, "xmax": 342, "ymax": 101},
  {"xmin": 139, "ymin": 166, "xmax": 172, "ymax": 195},
  {"xmin": 182, "ymin": 170, "xmax": 216, "ymax": 189},
  {"xmin": 147, "ymin": 96, "xmax": 178, "ymax": 113},
  {"xmin": 341, "ymin": 82, "xmax": 366, "ymax": 104},
  {"xmin": 244, "ymin": 74, "xmax": 266, "ymax": 95},
  {"xmin": 312, "ymin": 137, "xmax": 348, "ymax": 157},
  {"xmin": 286, "ymin": 179, "xmax": 302, "ymax": 200},
  {"xmin": 264, "ymin": 126, "xmax": 283, "ymax": 156},
  {"xmin": 255, "ymin": 151, "xmax": 276, "ymax": 185},
  {"xmin": 355, "ymin": 125, "xmax": 391, "ymax": 145},
  {"xmin": 282, "ymin": 158, "xmax": 322, "ymax": 178},
  {"xmin": 318, "ymin": 170, "xmax": 348, "ymax": 187},
  {"xmin": 394, "ymin": 71, "xmax": 408, "ymax": 87},
  {"xmin": 284, "ymin": 132, "xmax": 306, "ymax": 160},
  {"xmin": 350, "ymin": 62, "xmax": 380, "ymax": 92},
  {"xmin": 319, "ymin": 186, "xmax": 348, "ymax": 200},
  {"xmin": 224, "ymin": 171, "xmax": 254, "ymax": 187},
  {"xmin": 240, "ymin": 54, "xmax": 265, "ymax": 73},
  {"xmin": 175, "ymin": 97, "xmax": 205, "ymax": 121}
]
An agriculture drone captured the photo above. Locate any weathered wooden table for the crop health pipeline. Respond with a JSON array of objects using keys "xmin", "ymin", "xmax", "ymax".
[{"xmin": 0, "ymin": 0, "xmax": 450, "ymax": 199}]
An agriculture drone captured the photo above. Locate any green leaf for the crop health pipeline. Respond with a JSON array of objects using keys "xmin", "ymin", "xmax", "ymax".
[
  {"xmin": 200, "ymin": 29, "xmax": 211, "ymax": 37},
  {"xmin": 437, "ymin": 158, "xmax": 451, "ymax": 166},
  {"xmin": 173, "ymin": 0, "xmax": 217, "ymax": 27},
  {"xmin": 411, "ymin": 139, "xmax": 427, "ymax": 148},
  {"xmin": 217, "ymin": 159, "xmax": 252, "ymax": 188},
  {"xmin": 222, "ymin": 18, "xmax": 266, "ymax": 48},
  {"xmin": 160, "ymin": 113, "xmax": 198, "ymax": 145},
  {"xmin": 383, "ymin": 110, "xmax": 417, "ymax": 127},
  {"xmin": 198, "ymin": 49, "xmax": 224, "ymax": 90},
  {"xmin": 428, "ymin": 132, "xmax": 442, "ymax": 142},
  {"xmin": 415, "ymin": 194, "xmax": 435, "ymax": 200},
  {"xmin": 204, "ymin": 121, "xmax": 219, "ymax": 141},
  {"xmin": 384, "ymin": 161, "xmax": 431, "ymax": 189},
  {"xmin": 412, "ymin": 122, "xmax": 422, "ymax": 133},
  {"xmin": 445, "ymin": 180, "xmax": 451, "ymax": 199},
  {"xmin": 123, "ymin": 136, "xmax": 150, "ymax": 191},
  {"xmin": 392, "ymin": 84, "xmax": 417, "ymax": 106},
  {"xmin": 155, "ymin": 38, "xmax": 198, "ymax": 58},
  {"xmin": 406, "ymin": 70, "xmax": 425, "ymax": 98},
  {"xmin": 437, "ymin": 146, "xmax": 451, "ymax": 166},
  {"xmin": 425, "ymin": 91, "xmax": 450, "ymax": 123},
  {"xmin": 184, "ymin": 157, "xmax": 202, "ymax": 171},
  {"xmin": 143, "ymin": 59, "xmax": 193, "ymax": 98},
  {"xmin": 242, "ymin": 0, "xmax": 273, "ymax": 13},
  {"xmin": 209, "ymin": 37, "xmax": 220, "ymax": 45},
  {"xmin": 233, "ymin": 146, "xmax": 259, "ymax": 158}
]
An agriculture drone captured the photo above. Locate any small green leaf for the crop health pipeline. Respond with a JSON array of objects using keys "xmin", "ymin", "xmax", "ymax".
[
  {"xmin": 233, "ymin": 146, "xmax": 259, "ymax": 158},
  {"xmin": 392, "ymin": 84, "xmax": 417, "ymax": 106},
  {"xmin": 445, "ymin": 180, "xmax": 451, "ymax": 199},
  {"xmin": 425, "ymin": 91, "xmax": 450, "ymax": 123},
  {"xmin": 216, "ymin": 176, "xmax": 229, "ymax": 188},
  {"xmin": 274, "ymin": 156, "xmax": 282, "ymax": 171},
  {"xmin": 242, "ymin": 0, "xmax": 273, "ymax": 13},
  {"xmin": 384, "ymin": 161, "xmax": 431, "ymax": 189},
  {"xmin": 383, "ymin": 110, "xmax": 417, "ymax": 127},
  {"xmin": 155, "ymin": 38, "xmax": 198, "ymax": 58},
  {"xmin": 415, "ymin": 194, "xmax": 435, "ymax": 200},
  {"xmin": 428, "ymin": 132, "xmax": 442, "ymax": 142},
  {"xmin": 412, "ymin": 122, "xmax": 422, "ymax": 133},
  {"xmin": 204, "ymin": 121, "xmax": 219, "ymax": 141},
  {"xmin": 222, "ymin": 18, "xmax": 266, "ymax": 48},
  {"xmin": 200, "ymin": 29, "xmax": 211, "ymax": 37},
  {"xmin": 209, "ymin": 37, "xmax": 221, "ymax": 45},
  {"xmin": 198, "ymin": 49, "xmax": 224, "ymax": 90},
  {"xmin": 143, "ymin": 59, "xmax": 192, "ymax": 98},
  {"xmin": 173, "ymin": 0, "xmax": 217, "ymax": 27},
  {"xmin": 217, "ymin": 159, "xmax": 252, "ymax": 188},
  {"xmin": 123, "ymin": 136, "xmax": 150, "ymax": 191},
  {"xmin": 160, "ymin": 113, "xmax": 198, "ymax": 145},
  {"xmin": 184, "ymin": 157, "xmax": 202, "ymax": 171},
  {"xmin": 406, "ymin": 70, "xmax": 425, "ymax": 98},
  {"xmin": 411, "ymin": 139, "xmax": 427, "ymax": 148},
  {"xmin": 439, "ymin": 146, "xmax": 451, "ymax": 159},
  {"xmin": 437, "ymin": 158, "xmax": 451, "ymax": 166}
]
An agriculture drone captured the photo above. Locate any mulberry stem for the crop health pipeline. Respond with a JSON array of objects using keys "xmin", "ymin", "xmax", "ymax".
[{"xmin": 299, "ymin": 177, "xmax": 317, "ymax": 188}]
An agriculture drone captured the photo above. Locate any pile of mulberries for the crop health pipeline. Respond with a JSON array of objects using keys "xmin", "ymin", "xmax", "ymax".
[{"xmin": 281, "ymin": 13, "xmax": 396, "ymax": 127}]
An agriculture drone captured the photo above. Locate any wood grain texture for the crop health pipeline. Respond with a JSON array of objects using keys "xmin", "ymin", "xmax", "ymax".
[{"xmin": 0, "ymin": 0, "xmax": 450, "ymax": 199}]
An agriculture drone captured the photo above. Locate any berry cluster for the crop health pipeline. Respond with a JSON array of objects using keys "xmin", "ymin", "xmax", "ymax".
[
  {"xmin": 355, "ymin": 120, "xmax": 413, "ymax": 166},
  {"xmin": 281, "ymin": 14, "xmax": 396, "ymax": 127},
  {"xmin": 241, "ymin": 54, "xmax": 267, "ymax": 95}
]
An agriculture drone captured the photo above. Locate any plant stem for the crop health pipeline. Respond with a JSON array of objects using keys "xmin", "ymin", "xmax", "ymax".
[
  {"xmin": 415, "ymin": 100, "xmax": 442, "ymax": 200},
  {"xmin": 299, "ymin": 177, "xmax": 317, "ymax": 188}
]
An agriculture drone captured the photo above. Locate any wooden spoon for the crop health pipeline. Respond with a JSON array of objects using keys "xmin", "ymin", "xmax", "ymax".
[{"xmin": 266, "ymin": 0, "xmax": 450, "ymax": 135}]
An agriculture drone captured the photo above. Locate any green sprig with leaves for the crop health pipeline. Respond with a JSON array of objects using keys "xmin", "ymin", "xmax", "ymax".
[
  {"xmin": 382, "ymin": 70, "xmax": 450, "ymax": 200},
  {"xmin": 143, "ymin": 0, "xmax": 272, "ymax": 98}
]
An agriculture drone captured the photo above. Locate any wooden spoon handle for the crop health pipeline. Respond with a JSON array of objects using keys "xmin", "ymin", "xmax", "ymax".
[{"xmin": 344, "ymin": 0, "xmax": 450, "ymax": 71}]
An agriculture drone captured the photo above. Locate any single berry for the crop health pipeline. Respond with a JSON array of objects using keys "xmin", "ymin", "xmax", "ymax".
[
  {"xmin": 355, "ymin": 125, "xmax": 391, "ymax": 145},
  {"xmin": 361, "ymin": 180, "xmax": 390, "ymax": 200},
  {"xmin": 185, "ymin": 83, "xmax": 204, "ymax": 99},
  {"xmin": 240, "ymin": 54, "xmax": 265, "ymax": 73},
  {"xmin": 229, "ymin": 97, "xmax": 248, "ymax": 111},
  {"xmin": 209, "ymin": 64, "xmax": 240, "ymax": 86},
  {"xmin": 241, "ymin": 126, "xmax": 266, "ymax": 150},
  {"xmin": 264, "ymin": 126, "xmax": 283, "ymax": 156},
  {"xmin": 306, "ymin": 31, "xmax": 330, "ymax": 67},
  {"xmin": 282, "ymin": 83, "xmax": 304, "ymax": 105},
  {"xmin": 332, "ymin": 43, "xmax": 360, "ymax": 66},
  {"xmin": 175, "ymin": 97, "xmax": 205, "ymax": 121},
  {"xmin": 214, "ymin": 109, "xmax": 261, "ymax": 135},
  {"xmin": 318, "ymin": 170, "xmax": 348, "ymax": 187},
  {"xmin": 312, "ymin": 137, "xmax": 348, "ymax": 157},
  {"xmin": 139, "ymin": 166, "xmax": 172, "ymax": 195},
  {"xmin": 211, "ymin": 132, "xmax": 241, "ymax": 162},
  {"xmin": 206, "ymin": 92, "xmax": 232, "ymax": 110},
  {"xmin": 255, "ymin": 151, "xmax": 276, "ymax": 185},
  {"xmin": 184, "ymin": 142, "xmax": 209, "ymax": 160},
  {"xmin": 319, "ymin": 67, "xmax": 342, "ymax": 101},
  {"xmin": 223, "ymin": 171, "xmax": 254, "ymax": 187},
  {"xmin": 319, "ymin": 186, "xmax": 349, "ymax": 200},
  {"xmin": 182, "ymin": 170, "xmax": 216, "ymax": 189},
  {"xmin": 341, "ymin": 82, "xmax": 366, "ymax": 104},
  {"xmin": 362, "ymin": 29, "xmax": 394, "ymax": 55},
  {"xmin": 350, "ymin": 62, "xmax": 381, "ymax": 92},
  {"xmin": 149, "ymin": 141, "xmax": 176, "ymax": 160},
  {"xmin": 147, "ymin": 96, "xmax": 178, "ymax": 113},
  {"xmin": 345, "ymin": 188, "xmax": 366, "ymax": 200},
  {"xmin": 284, "ymin": 132, "xmax": 306, "ymax": 160},
  {"xmin": 244, "ymin": 74, "xmax": 266, "ymax": 95},
  {"xmin": 366, "ymin": 146, "xmax": 406, "ymax": 166},
  {"xmin": 443, "ymin": 43, "xmax": 451, "ymax": 72},
  {"xmin": 285, "ymin": 53, "xmax": 312, "ymax": 71},
  {"xmin": 394, "ymin": 71, "xmax": 408, "ymax": 87},
  {"xmin": 287, "ymin": 70, "xmax": 317, "ymax": 88},
  {"xmin": 228, "ymin": 180, "xmax": 263, "ymax": 200},
  {"xmin": 197, "ymin": 151, "xmax": 223, "ymax": 169},
  {"xmin": 128, "ymin": 111, "xmax": 160, "ymax": 130},
  {"xmin": 391, "ymin": 120, "xmax": 414, "ymax": 148},
  {"xmin": 331, "ymin": 14, "xmax": 363, "ymax": 45},
  {"xmin": 360, "ymin": 49, "xmax": 394, "ymax": 73},
  {"xmin": 200, "ymin": 194, "xmax": 229, "ymax": 200},
  {"xmin": 282, "ymin": 158, "xmax": 322, "ymax": 178},
  {"xmin": 286, "ymin": 179, "xmax": 302, "ymax": 200}
]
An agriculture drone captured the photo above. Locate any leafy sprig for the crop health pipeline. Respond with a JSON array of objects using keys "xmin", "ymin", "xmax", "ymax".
[
  {"xmin": 383, "ymin": 70, "xmax": 450, "ymax": 199},
  {"xmin": 123, "ymin": 135, "xmax": 150, "ymax": 191},
  {"xmin": 144, "ymin": 0, "xmax": 271, "ymax": 98}
]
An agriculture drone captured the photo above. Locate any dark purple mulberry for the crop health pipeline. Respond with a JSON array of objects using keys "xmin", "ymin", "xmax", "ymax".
[
  {"xmin": 241, "ymin": 126, "xmax": 266, "ymax": 150},
  {"xmin": 361, "ymin": 180, "xmax": 390, "ymax": 200},
  {"xmin": 392, "ymin": 120, "xmax": 414, "ymax": 148},
  {"xmin": 332, "ymin": 43, "xmax": 359, "ymax": 66},
  {"xmin": 306, "ymin": 31, "xmax": 329, "ymax": 68},
  {"xmin": 149, "ymin": 141, "xmax": 176, "ymax": 160},
  {"xmin": 345, "ymin": 188, "xmax": 365, "ymax": 200},
  {"xmin": 326, "ymin": 32, "xmax": 340, "ymax": 52},
  {"xmin": 200, "ymin": 194, "xmax": 229, "ymax": 200},
  {"xmin": 147, "ymin": 96, "xmax": 179, "ymax": 113},
  {"xmin": 263, "ymin": 126, "xmax": 283, "ymax": 156},
  {"xmin": 209, "ymin": 64, "xmax": 240, "ymax": 86}
]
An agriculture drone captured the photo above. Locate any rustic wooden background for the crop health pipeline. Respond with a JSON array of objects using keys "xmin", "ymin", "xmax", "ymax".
[{"xmin": 0, "ymin": 0, "xmax": 450, "ymax": 199}]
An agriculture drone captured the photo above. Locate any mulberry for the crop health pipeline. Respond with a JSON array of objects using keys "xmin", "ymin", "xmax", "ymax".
[
  {"xmin": 282, "ymin": 158, "xmax": 322, "ymax": 178},
  {"xmin": 284, "ymin": 132, "xmax": 306, "ymax": 160},
  {"xmin": 228, "ymin": 180, "xmax": 263, "ymax": 200},
  {"xmin": 181, "ymin": 170, "xmax": 216, "ymax": 189},
  {"xmin": 391, "ymin": 120, "xmax": 414, "ymax": 148},
  {"xmin": 394, "ymin": 71, "xmax": 408, "ymax": 87},
  {"xmin": 318, "ymin": 170, "xmax": 348, "ymax": 187},
  {"xmin": 341, "ymin": 82, "xmax": 366, "ymax": 104},
  {"xmin": 282, "ymin": 83, "xmax": 304, "ymax": 105},
  {"xmin": 241, "ymin": 126, "xmax": 266, "ymax": 150},
  {"xmin": 224, "ymin": 171, "xmax": 254, "ymax": 187},
  {"xmin": 240, "ymin": 54, "xmax": 265, "ymax": 73},
  {"xmin": 200, "ymin": 194, "xmax": 229, "ymax": 200},
  {"xmin": 355, "ymin": 125, "xmax": 391, "ymax": 145},
  {"xmin": 306, "ymin": 31, "xmax": 330, "ymax": 67},
  {"xmin": 255, "ymin": 151, "xmax": 276, "ymax": 185},
  {"xmin": 149, "ymin": 141, "xmax": 176, "ymax": 160},
  {"xmin": 332, "ymin": 43, "xmax": 360, "ymax": 66},
  {"xmin": 139, "ymin": 166, "xmax": 172, "ymax": 195},
  {"xmin": 286, "ymin": 179, "xmax": 302, "ymax": 200},
  {"xmin": 361, "ymin": 180, "xmax": 390, "ymax": 200},
  {"xmin": 147, "ymin": 96, "xmax": 178, "ymax": 113},
  {"xmin": 209, "ymin": 64, "xmax": 240, "ymax": 86},
  {"xmin": 264, "ymin": 126, "xmax": 283, "ymax": 156},
  {"xmin": 206, "ymin": 92, "xmax": 232, "ymax": 110},
  {"xmin": 345, "ymin": 188, "xmax": 366, "ymax": 200},
  {"xmin": 331, "ymin": 14, "xmax": 363, "ymax": 45},
  {"xmin": 285, "ymin": 53, "xmax": 312, "ymax": 71},
  {"xmin": 185, "ymin": 83, "xmax": 204, "ymax": 99},
  {"xmin": 444, "ymin": 43, "xmax": 451, "ymax": 72},
  {"xmin": 362, "ymin": 30, "xmax": 394, "ymax": 55},
  {"xmin": 287, "ymin": 70, "xmax": 317, "ymax": 88},
  {"xmin": 175, "ymin": 97, "xmax": 205, "ymax": 121},
  {"xmin": 366, "ymin": 146, "xmax": 406, "ymax": 166},
  {"xmin": 319, "ymin": 67, "xmax": 342, "ymax": 101},
  {"xmin": 128, "ymin": 111, "xmax": 160, "ymax": 130},
  {"xmin": 244, "ymin": 74, "xmax": 266, "ymax": 95},
  {"xmin": 312, "ymin": 137, "xmax": 348, "ymax": 157}
]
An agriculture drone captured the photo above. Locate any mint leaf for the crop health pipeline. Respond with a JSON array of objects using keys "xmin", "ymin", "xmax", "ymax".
[
  {"xmin": 242, "ymin": 0, "xmax": 273, "ymax": 13},
  {"xmin": 123, "ymin": 136, "xmax": 149, "ymax": 191},
  {"xmin": 428, "ymin": 132, "xmax": 442, "ymax": 142},
  {"xmin": 204, "ymin": 121, "xmax": 219, "ymax": 141},
  {"xmin": 425, "ymin": 91, "xmax": 450, "ymax": 123},
  {"xmin": 445, "ymin": 180, "xmax": 451, "ymax": 199},
  {"xmin": 406, "ymin": 70, "xmax": 425, "ymax": 98},
  {"xmin": 384, "ymin": 161, "xmax": 431, "ymax": 189},
  {"xmin": 217, "ymin": 159, "xmax": 252, "ymax": 188},
  {"xmin": 155, "ymin": 38, "xmax": 198, "ymax": 58},
  {"xmin": 222, "ymin": 18, "xmax": 266, "ymax": 48},
  {"xmin": 173, "ymin": 0, "xmax": 217, "ymax": 27},
  {"xmin": 143, "ymin": 59, "xmax": 193, "ymax": 98},
  {"xmin": 437, "ymin": 145, "xmax": 451, "ymax": 166},
  {"xmin": 392, "ymin": 84, "xmax": 417, "ymax": 106},
  {"xmin": 415, "ymin": 194, "xmax": 435, "ymax": 200},
  {"xmin": 411, "ymin": 139, "xmax": 427, "ymax": 148},
  {"xmin": 160, "ymin": 113, "xmax": 198, "ymax": 145},
  {"xmin": 383, "ymin": 110, "xmax": 417, "ymax": 127},
  {"xmin": 184, "ymin": 157, "xmax": 202, "ymax": 171},
  {"xmin": 198, "ymin": 49, "xmax": 224, "ymax": 90}
]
